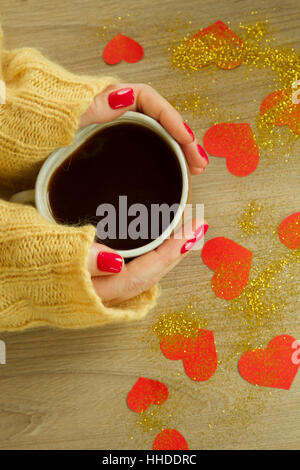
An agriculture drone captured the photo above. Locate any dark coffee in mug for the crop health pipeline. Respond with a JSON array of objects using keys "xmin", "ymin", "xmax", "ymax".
[{"xmin": 48, "ymin": 123, "xmax": 183, "ymax": 250}]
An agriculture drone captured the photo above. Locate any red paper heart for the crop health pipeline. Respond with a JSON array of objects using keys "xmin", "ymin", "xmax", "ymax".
[
  {"xmin": 278, "ymin": 212, "xmax": 300, "ymax": 249},
  {"xmin": 202, "ymin": 237, "xmax": 252, "ymax": 299},
  {"xmin": 239, "ymin": 335, "xmax": 300, "ymax": 390},
  {"xmin": 260, "ymin": 89, "xmax": 300, "ymax": 135},
  {"xmin": 153, "ymin": 429, "xmax": 188, "ymax": 450},
  {"xmin": 260, "ymin": 89, "xmax": 286, "ymax": 118},
  {"xmin": 127, "ymin": 377, "xmax": 168, "ymax": 413},
  {"xmin": 203, "ymin": 123, "xmax": 259, "ymax": 176},
  {"xmin": 103, "ymin": 33, "xmax": 144, "ymax": 65},
  {"xmin": 160, "ymin": 329, "xmax": 218, "ymax": 381},
  {"xmin": 188, "ymin": 20, "xmax": 243, "ymax": 70}
]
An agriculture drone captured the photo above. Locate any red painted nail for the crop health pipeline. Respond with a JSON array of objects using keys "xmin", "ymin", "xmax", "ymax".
[
  {"xmin": 183, "ymin": 122, "xmax": 195, "ymax": 141},
  {"xmin": 195, "ymin": 223, "xmax": 209, "ymax": 239},
  {"xmin": 197, "ymin": 144, "xmax": 209, "ymax": 164},
  {"xmin": 97, "ymin": 252, "xmax": 123, "ymax": 273},
  {"xmin": 181, "ymin": 224, "xmax": 209, "ymax": 254},
  {"xmin": 108, "ymin": 88, "xmax": 134, "ymax": 109}
]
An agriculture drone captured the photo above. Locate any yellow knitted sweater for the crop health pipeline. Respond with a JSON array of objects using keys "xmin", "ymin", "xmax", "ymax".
[{"xmin": 0, "ymin": 25, "xmax": 159, "ymax": 331}]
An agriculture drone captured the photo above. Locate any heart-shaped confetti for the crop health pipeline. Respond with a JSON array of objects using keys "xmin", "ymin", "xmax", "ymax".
[
  {"xmin": 278, "ymin": 212, "xmax": 300, "ymax": 249},
  {"xmin": 103, "ymin": 33, "xmax": 144, "ymax": 65},
  {"xmin": 203, "ymin": 123, "xmax": 259, "ymax": 176},
  {"xmin": 260, "ymin": 89, "xmax": 286, "ymax": 118},
  {"xmin": 260, "ymin": 89, "xmax": 300, "ymax": 135},
  {"xmin": 187, "ymin": 20, "xmax": 243, "ymax": 70},
  {"xmin": 202, "ymin": 237, "xmax": 252, "ymax": 299},
  {"xmin": 239, "ymin": 335, "xmax": 300, "ymax": 390},
  {"xmin": 160, "ymin": 329, "xmax": 218, "ymax": 381},
  {"xmin": 152, "ymin": 429, "xmax": 189, "ymax": 450},
  {"xmin": 127, "ymin": 377, "xmax": 168, "ymax": 413}
]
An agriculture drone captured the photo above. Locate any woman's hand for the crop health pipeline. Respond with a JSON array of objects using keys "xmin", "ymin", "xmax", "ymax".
[{"xmin": 80, "ymin": 84, "xmax": 209, "ymax": 305}]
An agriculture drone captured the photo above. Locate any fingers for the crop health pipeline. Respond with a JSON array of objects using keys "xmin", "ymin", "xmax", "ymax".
[
  {"xmin": 87, "ymin": 242, "xmax": 124, "ymax": 277},
  {"xmin": 125, "ymin": 218, "xmax": 208, "ymax": 283},
  {"xmin": 133, "ymin": 86, "xmax": 209, "ymax": 172},
  {"xmin": 190, "ymin": 166, "xmax": 206, "ymax": 175},
  {"xmin": 79, "ymin": 83, "xmax": 209, "ymax": 174},
  {"xmin": 131, "ymin": 84, "xmax": 209, "ymax": 173},
  {"xmin": 92, "ymin": 218, "xmax": 208, "ymax": 305},
  {"xmin": 181, "ymin": 141, "xmax": 209, "ymax": 172}
]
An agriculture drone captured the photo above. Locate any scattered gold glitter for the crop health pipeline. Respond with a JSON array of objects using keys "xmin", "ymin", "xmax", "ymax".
[
  {"xmin": 239, "ymin": 20, "xmax": 270, "ymax": 42},
  {"xmin": 134, "ymin": 396, "xmax": 181, "ymax": 435},
  {"xmin": 171, "ymin": 27, "xmax": 243, "ymax": 72},
  {"xmin": 168, "ymin": 91, "xmax": 205, "ymax": 117},
  {"xmin": 135, "ymin": 409, "xmax": 165, "ymax": 432},
  {"xmin": 170, "ymin": 20, "xmax": 270, "ymax": 73},
  {"xmin": 238, "ymin": 201, "xmax": 263, "ymax": 237},
  {"xmin": 170, "ymin": 18, "xmax": 300, "ymax": 156},
  {"xmin": 96, "ymin": 14, "xmax": 133, "ymax": 40},
  {"xmin": 226, "ymin": 248, "xmax": 300, "ymax": 355},
  {"xmin": 152, "ymin": 306, "xmax": 207, "ymax": 340},
  {"xmin": 98, "ymin": 13, "xmax": 300, "ymax": 448}
]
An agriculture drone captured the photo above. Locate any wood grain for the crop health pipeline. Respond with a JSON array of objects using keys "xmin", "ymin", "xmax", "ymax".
[{"xmin": 0, "ymin": 0, "xmax": 299, "ymax": 450}]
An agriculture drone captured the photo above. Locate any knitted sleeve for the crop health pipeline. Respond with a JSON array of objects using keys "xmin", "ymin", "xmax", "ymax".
[{"xmin": 0, "ymin": 25, "xmax": 159, "ymax": 331}]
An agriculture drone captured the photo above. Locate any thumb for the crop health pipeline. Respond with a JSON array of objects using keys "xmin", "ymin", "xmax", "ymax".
[
  {"xmin": 79, "ymin": 85, "xmax": 135, "ymax": 128},
  {"xmin": 87, "ymin": 243, "xmax": 124, "ymax": 277},
  {"xmin": 124, "ymin": 218, "xmax": 208, "ymax": 289}
]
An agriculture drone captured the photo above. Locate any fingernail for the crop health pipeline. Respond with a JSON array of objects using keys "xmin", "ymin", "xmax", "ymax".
[
  {"xmin": 97, "ymin": 252, "xmax": 123, "ymax": 273},
  {"xmin": 108, "ymin": 88, "xmax": 135, "ymax": 109},
  {"xmin": 183, "ymin": 122, "xmax": 195, "ymax": 141},
  {"xmin": 197, "ymin": 144, "xmax": 209, "ymax": 164},
  {"xmin": 181, "ymin": 224, "xmax": 209, "ymax": 254}
]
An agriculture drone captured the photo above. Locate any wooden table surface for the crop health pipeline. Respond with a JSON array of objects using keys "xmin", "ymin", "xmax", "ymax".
[{"xmin": 0, "ymin": 0, "xmax": 299, "ymax": 450}]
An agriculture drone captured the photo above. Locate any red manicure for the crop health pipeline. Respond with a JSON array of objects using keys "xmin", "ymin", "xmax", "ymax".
[
  {"xmin": 197, "ymin": 144, "xmax": 209, "ymax": 164},
  {"xmin": 108, "ymin": 88, "xmax": 134, "ymax": 109},
  {"xmin": 97, "ymin": 252, "xmax": 123, "ymax": 273},
  {"xmin": 181, "ymin": 224, "xmax": 209, "ymax": 254},
  {"xmin": 183, "ymin": 122, "xmax": 195, "ymax": 141}
]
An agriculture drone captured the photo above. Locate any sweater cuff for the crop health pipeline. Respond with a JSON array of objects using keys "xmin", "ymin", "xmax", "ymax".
[
  {"xmin": 0, "ymin": 42, "xmax": 119, "ymax": 190},
  {"xmin": 0, "ymin": 200, "xmax": 159, "ymax": 331}
]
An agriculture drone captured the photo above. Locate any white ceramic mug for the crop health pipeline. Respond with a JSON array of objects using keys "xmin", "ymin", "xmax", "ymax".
[{"xmin": 10, "ymin": 111, "xmax": 189, "ymax": 258}]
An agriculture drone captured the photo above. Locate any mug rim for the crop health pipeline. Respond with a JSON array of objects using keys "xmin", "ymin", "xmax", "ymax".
[{"xmin": 35, "ymin": 111, "xmax": 189, "ymax": 258}]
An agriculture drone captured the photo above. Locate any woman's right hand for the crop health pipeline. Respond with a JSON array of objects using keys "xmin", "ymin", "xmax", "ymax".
[{"xmin": 87, "ymin": 218, "xmax": 208, "ymax": 306}]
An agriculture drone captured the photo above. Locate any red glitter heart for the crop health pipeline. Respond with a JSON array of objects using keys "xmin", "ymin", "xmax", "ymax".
[
  {"xmin": 260, "ymin": 89, "xmax": 300, "ymax": 135},
  {"xmin": 239, "ymin": 335, "xmax": 300, "ymax": 390},
  {"xmin": 278, "ymin": 212, "xmax": 300, "ymax": 249},
  {"xmin": 103, "ymin": 33, "xmax": 144, "ymax": 65},
  {"xmin": 127, "ymin": 377, "xmax": 168, "ymax": 413},
  {"xmin": 202, "ymin": 237, "xmax": 252, "ymax": 300},
  {"xmin": 203, "ymin": 123, "xmax": 259, "ymax": 176},
  {"xmin": 188, "ymin": 20, "xmax": 243, "ymax": 70},
  {"xmin": 160, "ymin": 329, "xmax": 218, "ymax": 381},
  {"xmin": 152, "ymin": 429, "xmax": 189, "ymax": 450}
]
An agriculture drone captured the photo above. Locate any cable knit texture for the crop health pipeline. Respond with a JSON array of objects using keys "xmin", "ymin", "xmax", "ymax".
[{"xmin": 0, "ymin": 25, "xmax": 159, "ymax": 331}]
